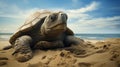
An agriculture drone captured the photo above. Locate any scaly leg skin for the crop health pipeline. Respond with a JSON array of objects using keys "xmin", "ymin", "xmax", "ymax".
[
  {"xmin": 12, "ymin": 35, "xmax": 33, "ymax": 62},
  {"xmin": 65, "ymin": 36, "xmax": 85, "ymax": 47},
  {"xmin": 34, "ymin": 41, "xmax": 64, "ymax": 49}
]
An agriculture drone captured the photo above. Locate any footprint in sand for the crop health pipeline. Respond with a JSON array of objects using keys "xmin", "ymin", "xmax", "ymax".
[
  {"xmin": 110, "ymin": 51, "xmax": 120, "ymax": 61},
  {"xmin": 59, "ymin": 50, "xmax": 71, "ymax": 58},
  {"xmin": 41, "ymin": 55, "xmax": 46, "ymax": 60},
  {"xmin": 78, "ymin": 62, "xmax": 91, "ymax": 67},
  {"xmin": 0, "ymin": 57, "xmax": 8, "ymax": 66}
]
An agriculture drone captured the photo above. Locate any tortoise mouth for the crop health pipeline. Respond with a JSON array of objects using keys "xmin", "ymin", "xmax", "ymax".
[
  {"xmin": 47, "ymin": 23, "xmax": 66, "ymax": 30},
  {"xmin": 45, "ymin": 23, "xmax": 66, "ymax": 36}
]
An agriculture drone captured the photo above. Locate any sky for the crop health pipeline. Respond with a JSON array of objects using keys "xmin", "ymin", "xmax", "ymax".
[{"xmin": 0, "ymin": 0, "xmax": 120, "ymax": 34}]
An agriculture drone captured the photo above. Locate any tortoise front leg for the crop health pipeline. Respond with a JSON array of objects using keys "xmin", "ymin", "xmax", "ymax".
[
  {"xmin": 64, "ymin": 36, "xmax": 85, "ymax": 47},
  {"xmin": 34, "ymin": 41, "xmax": 64, "ymax": 49},
  {"xmin": 12, "ymin": 35, "xmax": 33, "ymax": 62},
  {"xmin": 63, "ymin": 36, "xmax": 88, "ymax": 56},
  {"xmin": 65, "ymin": 36, "xmax": 107, "ymax": 57}
]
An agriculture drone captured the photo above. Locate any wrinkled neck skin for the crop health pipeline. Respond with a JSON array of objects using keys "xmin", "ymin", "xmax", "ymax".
[{"xmin": 40, "ymin": 23, "xmax": 46, "ymax": 36}]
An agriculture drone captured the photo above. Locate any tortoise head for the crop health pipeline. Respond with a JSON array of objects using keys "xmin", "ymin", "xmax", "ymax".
[{"xmin": 41, "ymin": 12, "xmax": 68, "ymax": 37}]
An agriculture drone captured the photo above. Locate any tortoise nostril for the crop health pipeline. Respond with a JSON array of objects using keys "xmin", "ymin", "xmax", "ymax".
[
  {"xmin": 61, "ymin": 14, "xmax": 65, "ymax": 17},
  {"xmin": 61, "ymin": 13, "xmax": 68, "ymax": 23},
  {"xmin": 61, "ymin": 13, "xmax": 68, "ymax": 20}
]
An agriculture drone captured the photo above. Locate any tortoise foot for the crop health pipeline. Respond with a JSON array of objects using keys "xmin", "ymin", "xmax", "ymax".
[{"xmin": 14, "ymin": 52, "xmax": 33, "ymax": 62}]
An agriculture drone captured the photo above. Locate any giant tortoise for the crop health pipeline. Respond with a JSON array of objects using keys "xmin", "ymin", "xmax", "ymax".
[{"xmin": 9, "ymin": 11, "xmax": 84, "ymax": 62}]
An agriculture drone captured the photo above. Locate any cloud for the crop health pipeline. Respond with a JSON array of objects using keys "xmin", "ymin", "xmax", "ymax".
[
  {"xmin": 68, "ymin": 1, "xmax": 99, "ymax": 13},
  {"xmin": 65, "ymin": 1, "xmax": 99, "ymax": 19},
  {"xmin": 0, "ymin": 24, "xmax": 18, "ymax": 33},
  {"xmin": 0, "ymin": 1, "xmax": 39, "ymax": 19},
  {"xmin": 68, "ymin": 16, "xmax": 120, "ymax": 33}
]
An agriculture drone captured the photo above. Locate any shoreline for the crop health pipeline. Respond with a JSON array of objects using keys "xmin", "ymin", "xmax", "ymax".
[{"xmin": 84, "ymin": 39, "xmax": 103, "ymax": 43}]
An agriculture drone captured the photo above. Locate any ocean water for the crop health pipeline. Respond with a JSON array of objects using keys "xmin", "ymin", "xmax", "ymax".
[
  {"xmin": 0, "ymin": 33, "xmax": 13, "ymax": 40},
  {"xmin": 75, "ymin": 34, "xmax": 120, "ymax": 40},
  {"xmin": 0, "ymin": 33, "xmax": 120, "ymax": 40}
]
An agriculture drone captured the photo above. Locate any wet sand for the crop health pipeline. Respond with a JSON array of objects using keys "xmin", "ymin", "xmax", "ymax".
[{"xmin": 0, "ymin": 38, "xmax": 120, "ymax": 67}]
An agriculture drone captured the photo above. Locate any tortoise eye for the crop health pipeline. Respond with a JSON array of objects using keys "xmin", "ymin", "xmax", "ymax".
[{"xmin": 50, "ymin": 14, "xmax": 57, "ymax": 22}]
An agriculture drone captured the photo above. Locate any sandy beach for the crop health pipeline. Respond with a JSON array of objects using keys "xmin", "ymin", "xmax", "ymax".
[{"xmin": 0, "ymin": 38, "xmax": 120, "ymax": 67}]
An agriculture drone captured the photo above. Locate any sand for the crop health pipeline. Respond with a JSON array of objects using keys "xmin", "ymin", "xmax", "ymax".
[
  {"xmin": 0, "ymin": 38, "xmax": 120, "ymax": 67},
  {"xmin": 0, "ymin": 41, "xmax": 10, "ymax": 50}
]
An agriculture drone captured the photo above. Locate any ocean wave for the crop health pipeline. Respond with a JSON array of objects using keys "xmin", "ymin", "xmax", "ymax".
[{"xmin": 0, "ymin": 35, "xmax": 12, "ymax": 40}]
